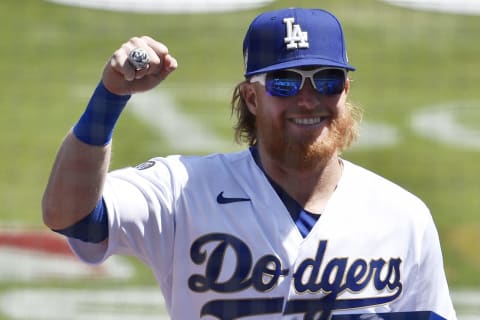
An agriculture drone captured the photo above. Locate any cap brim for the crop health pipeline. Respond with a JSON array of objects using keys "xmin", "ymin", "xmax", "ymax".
[{"xmin": 244, "ymin": 58, "xmax": 355, "ymax": 77}]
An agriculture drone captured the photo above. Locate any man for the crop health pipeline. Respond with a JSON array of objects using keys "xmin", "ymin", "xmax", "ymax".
[{"xmin": 42, "ymin": 8, "xmax": 457, "ymax": 319}]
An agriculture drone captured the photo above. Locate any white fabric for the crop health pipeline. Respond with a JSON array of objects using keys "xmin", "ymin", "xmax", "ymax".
[{"xmin": 69, "ymin": 150, "xmax": 456, "ymax": 319}]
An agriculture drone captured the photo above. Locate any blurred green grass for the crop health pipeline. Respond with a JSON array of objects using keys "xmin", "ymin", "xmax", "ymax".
[{"xmin": 1, "ymin": 0, "xmax": 479, "ymax": 296}]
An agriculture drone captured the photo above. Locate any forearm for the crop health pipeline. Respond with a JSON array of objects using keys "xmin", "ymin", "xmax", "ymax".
[
  {"xmin": 42, "ymin": 132, "xmax": 111, "ymax": 230},
  {"xmin": 42, "ymin": 82, "xmax": 129, "ymax": 230}
]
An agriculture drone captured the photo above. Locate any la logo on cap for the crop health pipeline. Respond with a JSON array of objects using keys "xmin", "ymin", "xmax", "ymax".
[{"xmin": 283, "ymin": 17, "xmax": 309, "ymax": 50}]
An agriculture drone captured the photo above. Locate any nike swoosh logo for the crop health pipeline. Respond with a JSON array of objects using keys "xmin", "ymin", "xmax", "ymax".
[{"xmin": 216, "ymin": 191, "xmax": 251, "ymax": 204}]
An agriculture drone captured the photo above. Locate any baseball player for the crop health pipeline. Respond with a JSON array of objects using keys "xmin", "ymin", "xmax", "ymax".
[{"xmin": 42, "ymin": 8, "xmax": 457, "ymax": 320}]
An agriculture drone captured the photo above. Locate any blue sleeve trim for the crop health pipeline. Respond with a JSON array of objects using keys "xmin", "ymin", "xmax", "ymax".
[
  {"xmin": 331, "ymin": 311, "xmax": 445, "ymax": 320},
  {"xmin": 73, "ymin": 81, "xmax": 131, "ymax": 146},
  {"xmin": 53, "ymin": 198, "xmax": 109, "ymax": 243}
]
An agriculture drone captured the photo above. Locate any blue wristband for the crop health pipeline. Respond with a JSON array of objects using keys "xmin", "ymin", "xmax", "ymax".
[{"xmin": 73, "ymin": 82, "xmax": 131, "ymax": 145}]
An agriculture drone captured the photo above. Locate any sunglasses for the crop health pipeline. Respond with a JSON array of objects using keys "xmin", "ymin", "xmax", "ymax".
[{"xmin": 249, "ymin": 67, "xmax": 347, "ymax": 97}]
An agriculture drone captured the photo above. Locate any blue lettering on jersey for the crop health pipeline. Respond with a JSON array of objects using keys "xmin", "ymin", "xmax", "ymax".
[{"xmin": 188, "ymin": 233, "xmax": 403, "ymax": 319}]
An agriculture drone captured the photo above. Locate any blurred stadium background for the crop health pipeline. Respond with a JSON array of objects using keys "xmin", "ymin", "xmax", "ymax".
[{"xmin": 0, "ymin": 0, "xmax": 479, "ymax": 318}]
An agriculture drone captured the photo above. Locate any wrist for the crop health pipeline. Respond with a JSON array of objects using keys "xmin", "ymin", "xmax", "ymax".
[{"xmin": 73, "ymin": 81, "xmax": 131, "ymax": 146}]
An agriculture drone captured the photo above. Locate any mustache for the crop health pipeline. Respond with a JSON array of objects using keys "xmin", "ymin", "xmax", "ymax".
[{"xmin": 285, "ymin": 109, "xmax": 336, "ymax": 119}]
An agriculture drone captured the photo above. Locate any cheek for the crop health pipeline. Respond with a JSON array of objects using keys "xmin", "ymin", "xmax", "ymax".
[
  {"xmin": 256, "ymin": 101, "xmax": 284, "ymax": 129},
  {"xmin": 329, "ymin": 95, "xmax": 348, "ymax": 118},
  {"xmin": 257, "ymin": 91, "xmax": 287, "ymax": 116},
  {"xmin": 244, "ymin": 86, "xmax": 288, "ymax": 132}
]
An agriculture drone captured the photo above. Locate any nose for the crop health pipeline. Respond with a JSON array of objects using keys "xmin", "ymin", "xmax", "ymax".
[{"xmin": 296, "ymin": 79, "xmax": 320, "ymax": 108}]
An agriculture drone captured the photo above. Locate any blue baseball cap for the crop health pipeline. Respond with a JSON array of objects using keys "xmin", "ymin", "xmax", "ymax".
[{"xmin": 243, "ymin": 8, "xmax": 355, "ymax": 77}]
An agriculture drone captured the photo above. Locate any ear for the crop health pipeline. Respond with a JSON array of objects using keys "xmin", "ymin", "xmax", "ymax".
[
  {"xmin": 344, "ymin": 77, "xmax": 351, "ymax": 95},
  {"xmin": 241, "ymin": 82, "xmax": 258, "ymax": 116}
]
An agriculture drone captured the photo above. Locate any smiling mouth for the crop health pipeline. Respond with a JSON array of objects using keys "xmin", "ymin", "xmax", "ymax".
[{"xmin": 291, "ymin": 116, "xmax": 329, "ymax": 126}]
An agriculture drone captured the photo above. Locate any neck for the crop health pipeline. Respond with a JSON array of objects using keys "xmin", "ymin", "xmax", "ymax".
[{"xmin": 257, "ymin": 146, "xmax": 343, "ymax": 213}]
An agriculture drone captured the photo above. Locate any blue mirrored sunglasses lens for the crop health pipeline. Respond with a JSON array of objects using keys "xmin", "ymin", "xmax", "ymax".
[
  {"xmin": 266, "ymin": 79, "xmax": 301, "ymax": 96},
  {"xmin": 313, "ymin": 78, "xmax": 345, "ymax": 95},
  {"xmin": 313, "ymin": 69, "xmax": 346, "ymax": 95},
  {"xmin": 266, "ymin": 71, "xmax": 302, "ymax": 97}
]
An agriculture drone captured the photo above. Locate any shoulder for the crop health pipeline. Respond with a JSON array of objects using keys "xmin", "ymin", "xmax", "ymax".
[
  {"xmin": 110, "ymin": 149, "xmax": 253, "ymax": 184},
  {"xmin": 341, "ymin": 159, "xmax": 430, "ymax": 215},
  {"xmin": 337, "ymin": 160, "xmax": 438, "ymax": 251},
  {"xmin": 159, "ymin": 149, "xmax": 253, "ymax": 177}
]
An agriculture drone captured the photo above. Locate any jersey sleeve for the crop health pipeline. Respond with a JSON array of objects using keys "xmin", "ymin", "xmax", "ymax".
[
  {"xmin": 415, "ymin": 214, "xmax": 457, "ymax": 319},
  {"xmin": 68, "ymin": 157, "xmax": 181, "ymax": 277}
]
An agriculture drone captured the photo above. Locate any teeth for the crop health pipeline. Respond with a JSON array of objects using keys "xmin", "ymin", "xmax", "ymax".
[{"xmin": 292, "ymin": 117, "xmax": 324, "ymax": 125}]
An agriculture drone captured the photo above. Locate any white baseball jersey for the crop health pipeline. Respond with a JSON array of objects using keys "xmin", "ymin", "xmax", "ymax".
[{"xmin": 69, "ymin": 149, "xmax": 457, "ymax": 319}]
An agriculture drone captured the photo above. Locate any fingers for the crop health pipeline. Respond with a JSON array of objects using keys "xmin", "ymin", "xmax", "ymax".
[
  {"xmin": 103, "ymin": 36, "xmax": 178, "ymax": 95},
  {"xmin": 117, "ymin": 36, "xmax": 168, "ymax": 81},
  {"xmin": 139, "ymin": 36, "xmax": 178, "ymax": 80}
]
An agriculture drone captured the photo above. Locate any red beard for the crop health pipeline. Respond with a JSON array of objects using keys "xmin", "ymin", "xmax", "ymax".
[{"xmin": 258, "ymin": 104, "xmax": 358, "ymax": 171}]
